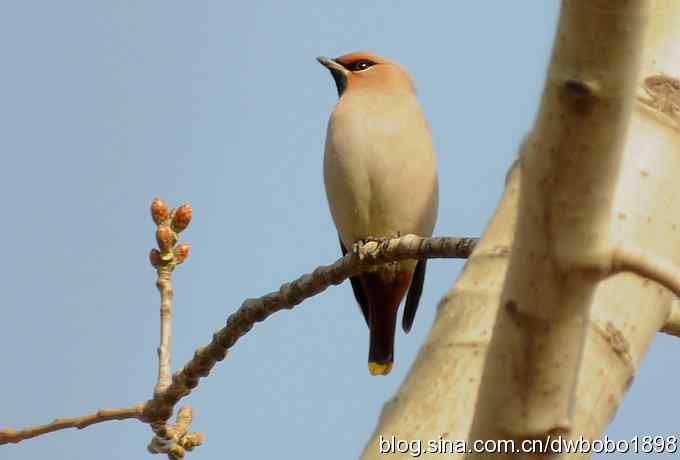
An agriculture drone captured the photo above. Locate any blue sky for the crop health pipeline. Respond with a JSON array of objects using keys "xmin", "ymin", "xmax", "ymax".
[{"xmin": 2, "ymin": 2, "xmax": 677, "ymax": 459}]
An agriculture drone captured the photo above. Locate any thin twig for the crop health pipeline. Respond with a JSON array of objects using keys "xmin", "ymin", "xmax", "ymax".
[
  {"xmin": 155, "ymin": 268, "xmax": 174, "ymax": 395},
  {"xmin": 0, "ymin": 403, "xmax": 145, "ymax": 444}
]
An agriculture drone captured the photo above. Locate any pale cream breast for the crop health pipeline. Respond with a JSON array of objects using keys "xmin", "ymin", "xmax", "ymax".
[{"xmin": 323, "ymin": 90, "xmax": 438, "ymax": 253}]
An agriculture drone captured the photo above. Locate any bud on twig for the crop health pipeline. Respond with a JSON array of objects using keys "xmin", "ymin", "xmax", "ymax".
[
  {"xmin": 156, "ymin": 225, "xmax": 177, "ymax": 256},
  {"xmin": 182, "ymin": 432, "xmax": 205, "ymax": 450},
  {"xmin": 149, "ymin": 249, "xmax": 162, "ymax": 268},
  {"xmin": 150, "ymin": 197, "xmax": 169, "ymax": 225},
  {"xmin": 169, "ymin": 445, "xmax": 185, "ymax": 459},
  {"xmin": 174, "ymin": 243, "xmax": 191, "ymax": 264},
  {"xmin": 171, "ymin": 203, "xmax": 192, "ymax": 233}
]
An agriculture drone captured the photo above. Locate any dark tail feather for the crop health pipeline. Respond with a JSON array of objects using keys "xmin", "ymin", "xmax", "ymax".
[
  {"xmin": 402, "ymin": 260, "xmax": 427, "ymax": 333},
  {"xmin": 361, "ymin": 271, "xmax": 412, "ymax": 375}
]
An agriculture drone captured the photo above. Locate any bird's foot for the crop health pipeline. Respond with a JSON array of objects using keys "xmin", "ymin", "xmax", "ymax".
[{"xmin": 352, "ymin": 236, "xmax": 391, "ymax": 261}]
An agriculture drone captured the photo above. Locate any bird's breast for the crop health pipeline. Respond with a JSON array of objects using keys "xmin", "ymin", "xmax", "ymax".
[{"xmin": 323, "ymin": 92, "xmax": 438, "ymax": 251}]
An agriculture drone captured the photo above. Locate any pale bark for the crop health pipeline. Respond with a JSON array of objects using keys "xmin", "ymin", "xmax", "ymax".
[
  {"xmin": 360, "ymin": 1, "xmax": 680, "ymax": 458},
  {"xmin": 661, "ymin": 299, "xmax": 680, "ymax": 336}
]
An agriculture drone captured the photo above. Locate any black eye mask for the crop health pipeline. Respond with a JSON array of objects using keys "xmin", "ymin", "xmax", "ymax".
[{"xmin": 344, "ymin": 59, "xmax": 377, "ymax": 72}]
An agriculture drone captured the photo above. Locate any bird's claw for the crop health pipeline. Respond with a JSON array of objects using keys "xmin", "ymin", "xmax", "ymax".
[{"xmin": 353, "ymin": 236, "xmax": 392, "ymax": 261}]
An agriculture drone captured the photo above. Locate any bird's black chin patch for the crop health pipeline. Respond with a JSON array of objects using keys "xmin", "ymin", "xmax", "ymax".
[{"xmin": 329, "ymin": 69, "xmax": 347, "ymax": 96}]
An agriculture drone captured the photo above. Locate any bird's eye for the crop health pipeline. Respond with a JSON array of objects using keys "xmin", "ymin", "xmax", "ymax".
[{"xmin": 348, "ymin": 60, "xmax": 375, "ymax": 72}]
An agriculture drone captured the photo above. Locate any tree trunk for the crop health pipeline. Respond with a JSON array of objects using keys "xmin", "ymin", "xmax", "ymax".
[{"xmin": 360, "ymin": 1, "xmax": 680, "ymax": 458}]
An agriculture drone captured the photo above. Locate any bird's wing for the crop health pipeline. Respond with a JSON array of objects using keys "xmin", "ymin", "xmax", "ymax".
[
  {"xmin": 339, "ymin": 237, "xmax": 370, "ymax": 326},
  {"xmin": 402, "ymin": 259, "xmax": 426, "ymax": 333}
]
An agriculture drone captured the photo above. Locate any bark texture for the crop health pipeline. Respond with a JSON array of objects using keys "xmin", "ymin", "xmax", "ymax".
[{"xmin": 360, "ymin": 1, "xmax": 680, "ymax": 458}]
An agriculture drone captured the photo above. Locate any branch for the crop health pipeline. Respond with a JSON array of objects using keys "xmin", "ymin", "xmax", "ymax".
[
  {"xmin": 155, "ymin": 268, "xmax": 174, "ymax": 394},
  {"xmin": 142, "ymin": 234, "xmax": 478, "ymax": 421},
  {"xmin": 0, "ymin": 404, "xmax": 145, "ymax": 444},
  {"xmin": 612, "ymin": 245, "xmax": 680, "ymax": 297},
  {"xmin": 147, "ymin": 199, "xmax": 197, "ymax": 457},
  {"xmin": 0, "ymin": 233, "xmax": 477, "ymax": 447},
  {"xmin": 150, "ymin": 199, "xmax": 193, "ymax": 396},
  {"xmin": 612, "ymin": 245, "xmax": 680, "ymax": 338}
]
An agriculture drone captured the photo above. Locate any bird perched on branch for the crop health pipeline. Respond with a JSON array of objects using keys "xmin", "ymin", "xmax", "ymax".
[{"xmin": 317, "ymin": 51, "xmax": 439, "ymax": 375}]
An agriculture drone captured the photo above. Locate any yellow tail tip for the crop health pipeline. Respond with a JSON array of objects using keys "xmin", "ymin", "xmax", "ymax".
[{"xmin": 368, "ymin": 361, "xmax": 393, "ymax": 376}]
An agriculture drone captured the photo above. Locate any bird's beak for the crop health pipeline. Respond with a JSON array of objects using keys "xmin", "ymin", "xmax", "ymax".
[
  {"xmin": 317, "ymin": 56, "xmax": 348, "ymax": 97},
  {"xmin": 316, "ymin": 56, "xmax": 347, "ymax": 74}
]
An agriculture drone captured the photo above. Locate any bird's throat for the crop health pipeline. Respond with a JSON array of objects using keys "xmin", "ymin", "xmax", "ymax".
[{"xmin": 329, "ymin": 68, "xmax": 347, "ymax": 96}]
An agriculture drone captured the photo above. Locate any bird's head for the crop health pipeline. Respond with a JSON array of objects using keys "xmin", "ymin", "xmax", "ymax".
[{"xmin": 316, "ymin": 51, "xmax": 415, "ymax": 97}]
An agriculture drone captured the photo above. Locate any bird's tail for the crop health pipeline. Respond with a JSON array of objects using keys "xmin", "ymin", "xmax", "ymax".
[{"xmin": 361, "ymin": 271, "xmax": 412, "ymax": 376}]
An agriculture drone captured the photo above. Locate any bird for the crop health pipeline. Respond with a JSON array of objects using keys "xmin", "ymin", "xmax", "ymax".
[{"xmin": 317, "ymin": 51, "xmax": 439, "ymax": 375}]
